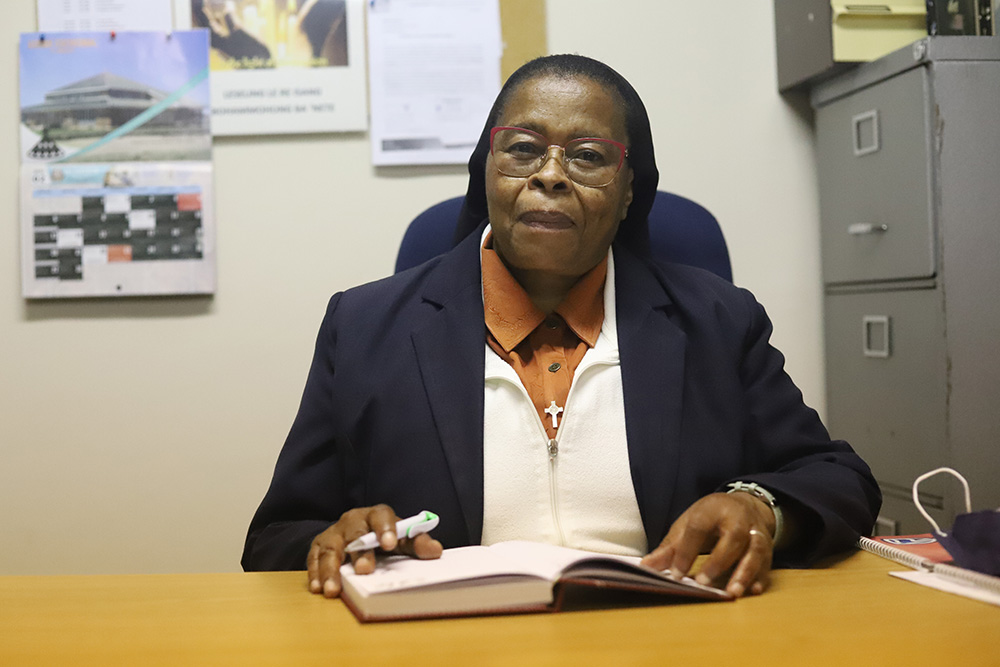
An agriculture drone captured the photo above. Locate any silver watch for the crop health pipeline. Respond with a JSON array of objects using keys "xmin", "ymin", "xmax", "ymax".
[{"xmin": 726, "ymin": 481, "xmax": 784, "ymax": 545}]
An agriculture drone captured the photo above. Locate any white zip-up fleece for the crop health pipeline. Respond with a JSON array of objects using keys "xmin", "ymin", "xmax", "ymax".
[{"xmin": 481, "ymin": 249, "xmax": 647, "ymax": 556}]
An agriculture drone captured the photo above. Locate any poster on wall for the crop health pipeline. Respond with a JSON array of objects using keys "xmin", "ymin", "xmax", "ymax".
[
  {"xmin": 18, "ymin": 30, "xmax": 216, "ymax": 299},
  {"xmin": 175, "ymin": 0, "xmax": 368, "ymax": 135}
]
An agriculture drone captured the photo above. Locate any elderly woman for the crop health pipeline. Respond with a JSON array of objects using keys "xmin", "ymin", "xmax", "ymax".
[{"xmin": 242, "ymin": 55, "xmax": 881, "ymax": 599}]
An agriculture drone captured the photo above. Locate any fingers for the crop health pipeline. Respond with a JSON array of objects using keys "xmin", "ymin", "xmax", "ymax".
[
  {"xmin": 640, "ymin": 507, "xmax": 716, "ymax": 576},
  {"xmin": 641, "ymin": 495, "xmax": 726, "ymax": 579},
  {"xmin": 307, "ymin": 527, "xmax": 347, "ymax": 598},
  {"xmin": 306, "ymin": 504, "xmax": 401, "ymax": 598},
  {"xmin": 396, "ymin": 532, "xmax": 444, "ymax": 560},
  {"xmin": 642, "ymin": 492, "xmax": 775, "ymax": 598},
  {"xmin": 724, "ymin": 529, "xmax": 772, "ymax": 597},
  {"xmin": 699, "ymin": 527, "xmax": 773, "ymax": 597},
  {"xmin": 639, "ymin": 539, "xmax": 675, "ymax": 572},
  {"xmin": 665, "ymin": 516, "xmax": 715, "ymax": 581},
  {"xmin": 364, "ymin": 504, "xmax": 402, "ymax": 551},
  {"xmin": 694, "ymin": 514, "xmax": 761, "ymax": 584},
  {"xmin": 349, "ymin": 521, "xmax": 445, "ymax": 573},
  {"xmin": 305, "ymin": 505, "xmax": 446, "ymax": 598}
]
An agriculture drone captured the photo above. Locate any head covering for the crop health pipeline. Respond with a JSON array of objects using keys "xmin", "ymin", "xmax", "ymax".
[{"xmin": 454, "ymin": 54, "xmax": 659, "ymax": 257}]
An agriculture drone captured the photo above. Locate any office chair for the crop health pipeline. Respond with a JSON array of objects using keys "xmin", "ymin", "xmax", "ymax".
[{"xmin": 394, "ymin": 191, "xmax": 732, "ymax": 282}]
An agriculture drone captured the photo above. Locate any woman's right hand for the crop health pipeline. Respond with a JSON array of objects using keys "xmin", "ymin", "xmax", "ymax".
[{"xmin": 307, "ymin": 504, "xmax": 444, "ymax": 598}]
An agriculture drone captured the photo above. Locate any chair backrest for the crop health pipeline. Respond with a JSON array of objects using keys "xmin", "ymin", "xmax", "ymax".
[
  {"xmin": 394, "ymin": 197, "xmax": 465, "ymax": 274},
  {"xmin": 394, "ymin": 191, "xmax": 732, "ymax": 282},
  {"xmin": 646, "ymin": 191, "xmax": 732, "ymax": 282}
]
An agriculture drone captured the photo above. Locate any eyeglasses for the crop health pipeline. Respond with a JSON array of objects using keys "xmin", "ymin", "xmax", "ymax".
[{"xmin": 489, "ymin": 126, "xmax": 628, "ymax": 188}]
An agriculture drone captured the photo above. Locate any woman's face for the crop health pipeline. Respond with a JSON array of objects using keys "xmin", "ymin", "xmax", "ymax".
[{"xmin": 485, "ymin": 74, "xmax": 634, "ymax": 281}]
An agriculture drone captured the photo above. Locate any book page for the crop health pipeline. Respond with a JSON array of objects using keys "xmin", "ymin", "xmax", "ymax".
[
  {"xmin": 486, "ymin": 540, "xmax": 645, "ymax": 581},
  {"xmin": 341, "ymin": 545, "xmax": 547, "ymax": 598},
  {"xmin": 487, "ymin": 541, "xmax": 729, "ymax": 596}
]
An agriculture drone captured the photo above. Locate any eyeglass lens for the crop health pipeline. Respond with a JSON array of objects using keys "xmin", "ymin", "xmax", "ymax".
[{"xmin": 491, "ymin": 128, "xmax": 624, "ymax": 187}]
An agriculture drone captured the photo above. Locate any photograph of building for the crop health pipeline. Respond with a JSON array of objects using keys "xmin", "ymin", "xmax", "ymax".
[
  {"xmin": 21, "ymin": 71, "xmax": 208, "ymax": 136},
  {"xmin": 19, "ymin": 31, "xmax": 212, "ymax": 162}
]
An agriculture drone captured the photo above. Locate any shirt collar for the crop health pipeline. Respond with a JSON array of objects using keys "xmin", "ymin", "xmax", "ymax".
[{"xmin": 481, "ymin": 230, "xmax": 607, "ymax": 353}]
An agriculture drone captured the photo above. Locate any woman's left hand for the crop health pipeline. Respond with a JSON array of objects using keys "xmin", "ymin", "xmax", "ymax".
[{"xmin": 640, "ymin": 492, "xmax": 775, "ymax": 597}]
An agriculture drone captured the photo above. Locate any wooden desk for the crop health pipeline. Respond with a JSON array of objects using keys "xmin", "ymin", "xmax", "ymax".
[{"xmin": 2, "ymin": 552, "xmax": 997, "ymax": 666}]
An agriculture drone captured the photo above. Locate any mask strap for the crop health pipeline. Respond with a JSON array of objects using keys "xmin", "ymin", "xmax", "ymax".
[{"xmin": 912, "ymin": 467, "xmax": 972, "ymax": 536}]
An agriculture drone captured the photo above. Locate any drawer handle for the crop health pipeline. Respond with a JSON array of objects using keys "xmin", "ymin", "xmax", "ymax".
[
  {"xmin": 848, "ymin": 223, "xmax": 889, "ymax": 235},
  {"xmin": 863, "ymin": 315, "xmax": 891, "ymax": 358},
  {"xmin": 852, "ymin": 109, "xmax": 880, "ymax": 156},
  {"xmin": 833, "ymin": 5, "xmax": 926, "ymax": 17}
]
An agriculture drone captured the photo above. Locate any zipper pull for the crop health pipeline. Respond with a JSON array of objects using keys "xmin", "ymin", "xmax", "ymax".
[{"xmin": 547, "ymin": 439, "xmax": 558, "ymax": 459}]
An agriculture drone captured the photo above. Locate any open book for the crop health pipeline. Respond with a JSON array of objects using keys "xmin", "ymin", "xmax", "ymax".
[
  {"xmin": 339, "ymin": 540, "xmax": 732, "ymax": 622},
  {"xmin": 859, "ymin": 534, "xmax": 1000, "ymax": 606}
]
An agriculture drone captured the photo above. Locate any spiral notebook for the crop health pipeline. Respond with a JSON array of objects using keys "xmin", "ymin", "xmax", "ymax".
[{"xmin": 859, "ymin": 534, "xmax": 1000, "ymax": 606}]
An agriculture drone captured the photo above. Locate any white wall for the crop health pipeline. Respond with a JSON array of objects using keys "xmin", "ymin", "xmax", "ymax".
[{"xmin": 0, "ymin": 0, "xmax": 823, "ymax": 575}]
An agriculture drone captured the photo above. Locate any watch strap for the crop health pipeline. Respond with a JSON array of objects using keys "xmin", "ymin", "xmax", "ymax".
[{"xmin": 726, "ymin": 481, "xmax": 784, "ymax": 546}]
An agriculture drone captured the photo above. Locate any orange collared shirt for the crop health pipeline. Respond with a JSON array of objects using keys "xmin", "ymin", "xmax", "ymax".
[{"xmin": 482, "ymin": 234, "xmax": 607, "ymax": 440}]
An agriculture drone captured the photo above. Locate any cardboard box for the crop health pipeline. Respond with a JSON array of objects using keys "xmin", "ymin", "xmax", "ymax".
[{"xmin": 831, "ymin": 2, "xmax": 928, "ymax": 62}]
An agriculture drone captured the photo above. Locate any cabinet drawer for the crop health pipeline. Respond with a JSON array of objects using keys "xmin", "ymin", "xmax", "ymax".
[
  {"xmin": 816, "ymin": 67, "xmax": 936, "ymax": 284},
  {"xmin": 824, "ymin": 288, "xmax": 947, "ymax": 490}
]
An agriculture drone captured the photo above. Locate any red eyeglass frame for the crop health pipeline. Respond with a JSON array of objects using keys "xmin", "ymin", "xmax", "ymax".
[{"xmin": 489, "ymin": 126, "xmax": 629, "ymax": 174}]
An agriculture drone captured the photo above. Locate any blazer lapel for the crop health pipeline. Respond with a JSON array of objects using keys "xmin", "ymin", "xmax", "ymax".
[
  {"xmin": 410, "ymin": 232, "xmax": 487, "ymax": 544},
  {"xmin": 613, "ymin": 245, "xmax": 688, "ymax": 550}
]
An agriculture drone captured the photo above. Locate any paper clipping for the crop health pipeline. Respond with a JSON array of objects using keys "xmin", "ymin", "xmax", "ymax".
[
  {"xmin": 36, "ymin": 0, "xmax": 174, "ymax": 32},
  {"xmin": 367, "ymin": 0, "xmax": 502, "ymax": 166}
]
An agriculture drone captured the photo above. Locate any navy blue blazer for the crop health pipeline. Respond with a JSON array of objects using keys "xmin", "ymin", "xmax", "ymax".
[{"xmin": 242, "ymin": 228, "xmax": 880, "ymax": 571}]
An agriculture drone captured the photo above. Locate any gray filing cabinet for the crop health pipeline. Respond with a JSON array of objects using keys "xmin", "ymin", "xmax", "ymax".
[{"xmin": 811, "ymin": 37, "xmax": 1000, "ymax": 535}]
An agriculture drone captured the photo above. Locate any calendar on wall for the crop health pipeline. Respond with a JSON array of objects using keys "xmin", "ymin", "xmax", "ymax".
[{"xmin": 21, "ymin": 163, "xmax": 214, "ymax": 298}]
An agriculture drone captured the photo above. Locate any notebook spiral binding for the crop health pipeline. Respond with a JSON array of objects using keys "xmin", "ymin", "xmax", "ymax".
[
  {"xmin": 858, "ymin": 537, "xmax": 929, "ymax": 570},
  {"xmin": 931, "ymin": 562, "xmax": 1000, "ymax": 593},
  {"xmin": 859, "ymin": 536, "xmax": 1000, "ymax": 594}
]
